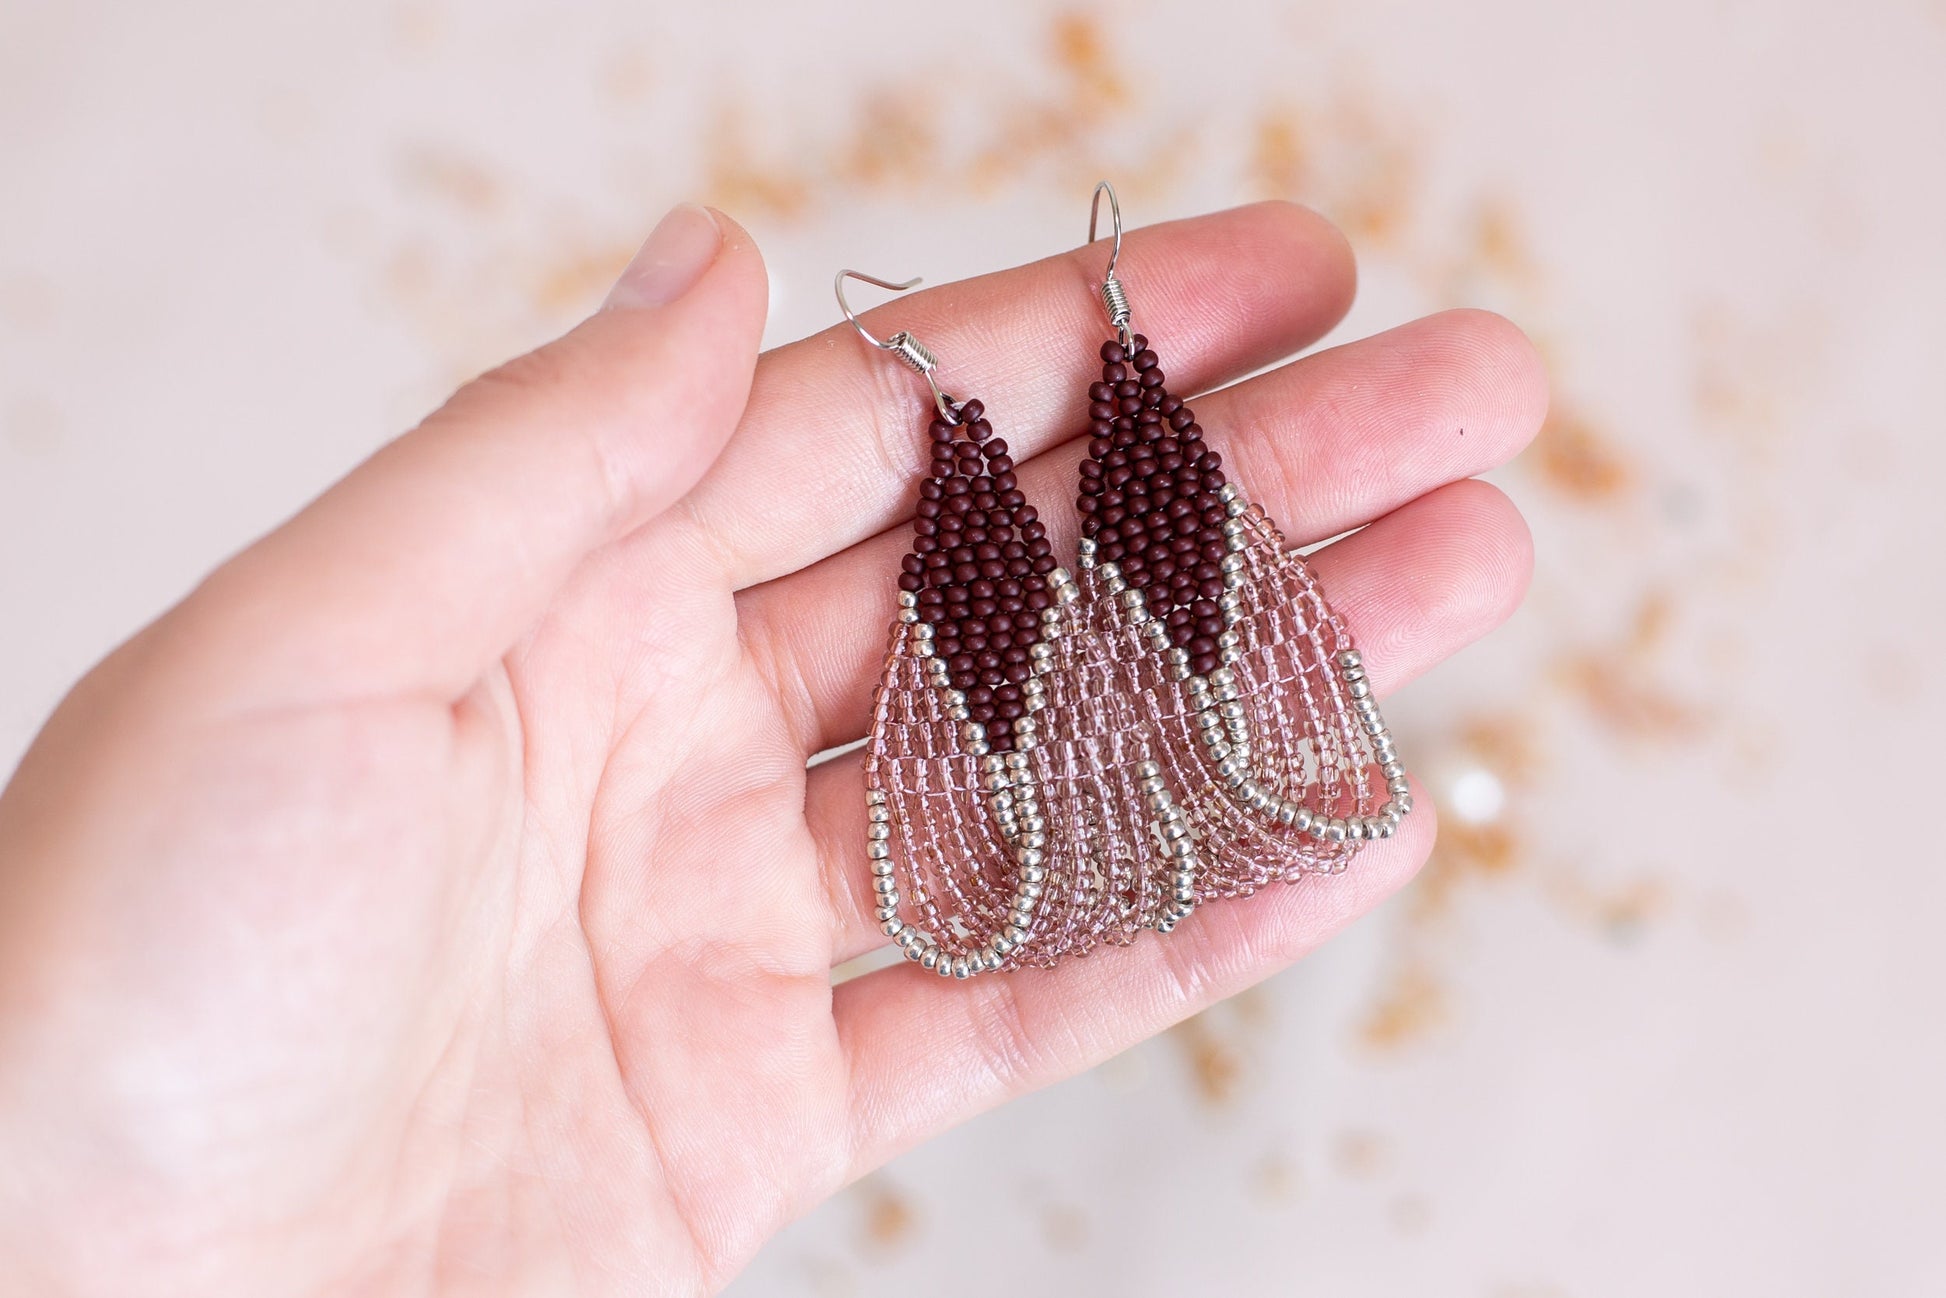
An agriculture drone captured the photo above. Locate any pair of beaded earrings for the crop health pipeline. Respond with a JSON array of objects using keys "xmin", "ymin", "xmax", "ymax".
[{"xmin": 846, "ymin": 183, "xmax": 1411, "ymax": 980}]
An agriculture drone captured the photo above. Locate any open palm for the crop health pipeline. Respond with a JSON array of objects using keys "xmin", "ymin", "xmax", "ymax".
[{"xmin": 0, "ymin": 202, "xmax": 1545, "ymax": 1295}]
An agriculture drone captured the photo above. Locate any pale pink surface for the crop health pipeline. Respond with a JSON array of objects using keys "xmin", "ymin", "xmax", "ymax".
[{"xmin": 2, "ymin": 2, "xmax": 1941, "ymax": 1294}]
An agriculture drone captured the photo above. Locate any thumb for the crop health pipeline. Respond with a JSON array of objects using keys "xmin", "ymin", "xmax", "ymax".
[{"xmin": 185, "ymin": 204, "xmax": 768, "ymax": 704}]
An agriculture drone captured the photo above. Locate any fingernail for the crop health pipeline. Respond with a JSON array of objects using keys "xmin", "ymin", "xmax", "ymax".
[{"xmin": 604, "ymin": 203, "xmax": 722, "ymax": 310}]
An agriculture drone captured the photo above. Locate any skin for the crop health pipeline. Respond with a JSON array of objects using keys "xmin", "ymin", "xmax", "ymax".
[{"xmin": 0, "ymin": 201, "xmax": 1546, "ymax": 1296}]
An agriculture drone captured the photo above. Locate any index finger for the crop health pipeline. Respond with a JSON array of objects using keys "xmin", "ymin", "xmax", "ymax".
[{"xmin": 684, "ymin": 201, "xmax": 1356, "ymax": 591}]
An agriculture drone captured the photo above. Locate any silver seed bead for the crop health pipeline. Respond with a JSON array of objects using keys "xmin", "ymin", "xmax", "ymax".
[
  {"xmin": 880, "ymin": 917, "xmax": 903, "ymax": 937},
  {"xmin": 919, "ymin": 946, "xmax": 940, "ymax": 970},
  {"xmin": 867, "ymin": 822, "xmax": 890, "ymax": 841},
  {"xmin": 1326, "ymin": 818, "xmax": 1348, "ymax": 843},
  {"xmin": 871, "ymin": 858, "xmax": 894, "ymax": 877},
  {"xmin": 1338, "ymin": 649, "xmax": 1362, "ymax": 669},
  {"xmin": 952, "ymin": 956, "xmax": 971, "ymax": 979}
]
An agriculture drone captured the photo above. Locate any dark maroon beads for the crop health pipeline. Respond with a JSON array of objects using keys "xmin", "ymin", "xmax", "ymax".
[
  {"xmin": 1076, "ymin": 335, "xmax": 1231, "ymax": 665},
  {"xmin": 902, "ymin": 400, "xmax": 1051, "ymax": 751}
]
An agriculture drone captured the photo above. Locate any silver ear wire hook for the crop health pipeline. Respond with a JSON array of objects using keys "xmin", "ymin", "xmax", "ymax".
[
  {"xmin": 1089, "ymin": 181, "xmax": 1134, "ymax": 353},
  {"xmin": 835, "ymin": 269, "xmax": 958, "ymax": 423}
]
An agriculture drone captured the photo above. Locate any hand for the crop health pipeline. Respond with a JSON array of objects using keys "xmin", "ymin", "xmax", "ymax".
[{"xmin": 0, "ymin": 201, "xmax": 1545, "ymax": 1295}]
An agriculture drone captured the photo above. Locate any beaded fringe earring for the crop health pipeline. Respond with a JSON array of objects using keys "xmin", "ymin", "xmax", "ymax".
[
  {"xmin": 841, "ymin": 270, "xmax": 1204, "ymax": 979},
  {"xmin": 1066, "ymin": 184, "xmax": 1414, "ymax": 899}
]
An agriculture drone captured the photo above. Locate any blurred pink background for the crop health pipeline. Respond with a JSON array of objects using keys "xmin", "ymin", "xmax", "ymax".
[{"xmin": 3, "ymin": 2, "xmax": 1942, "ymax": 1293}]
